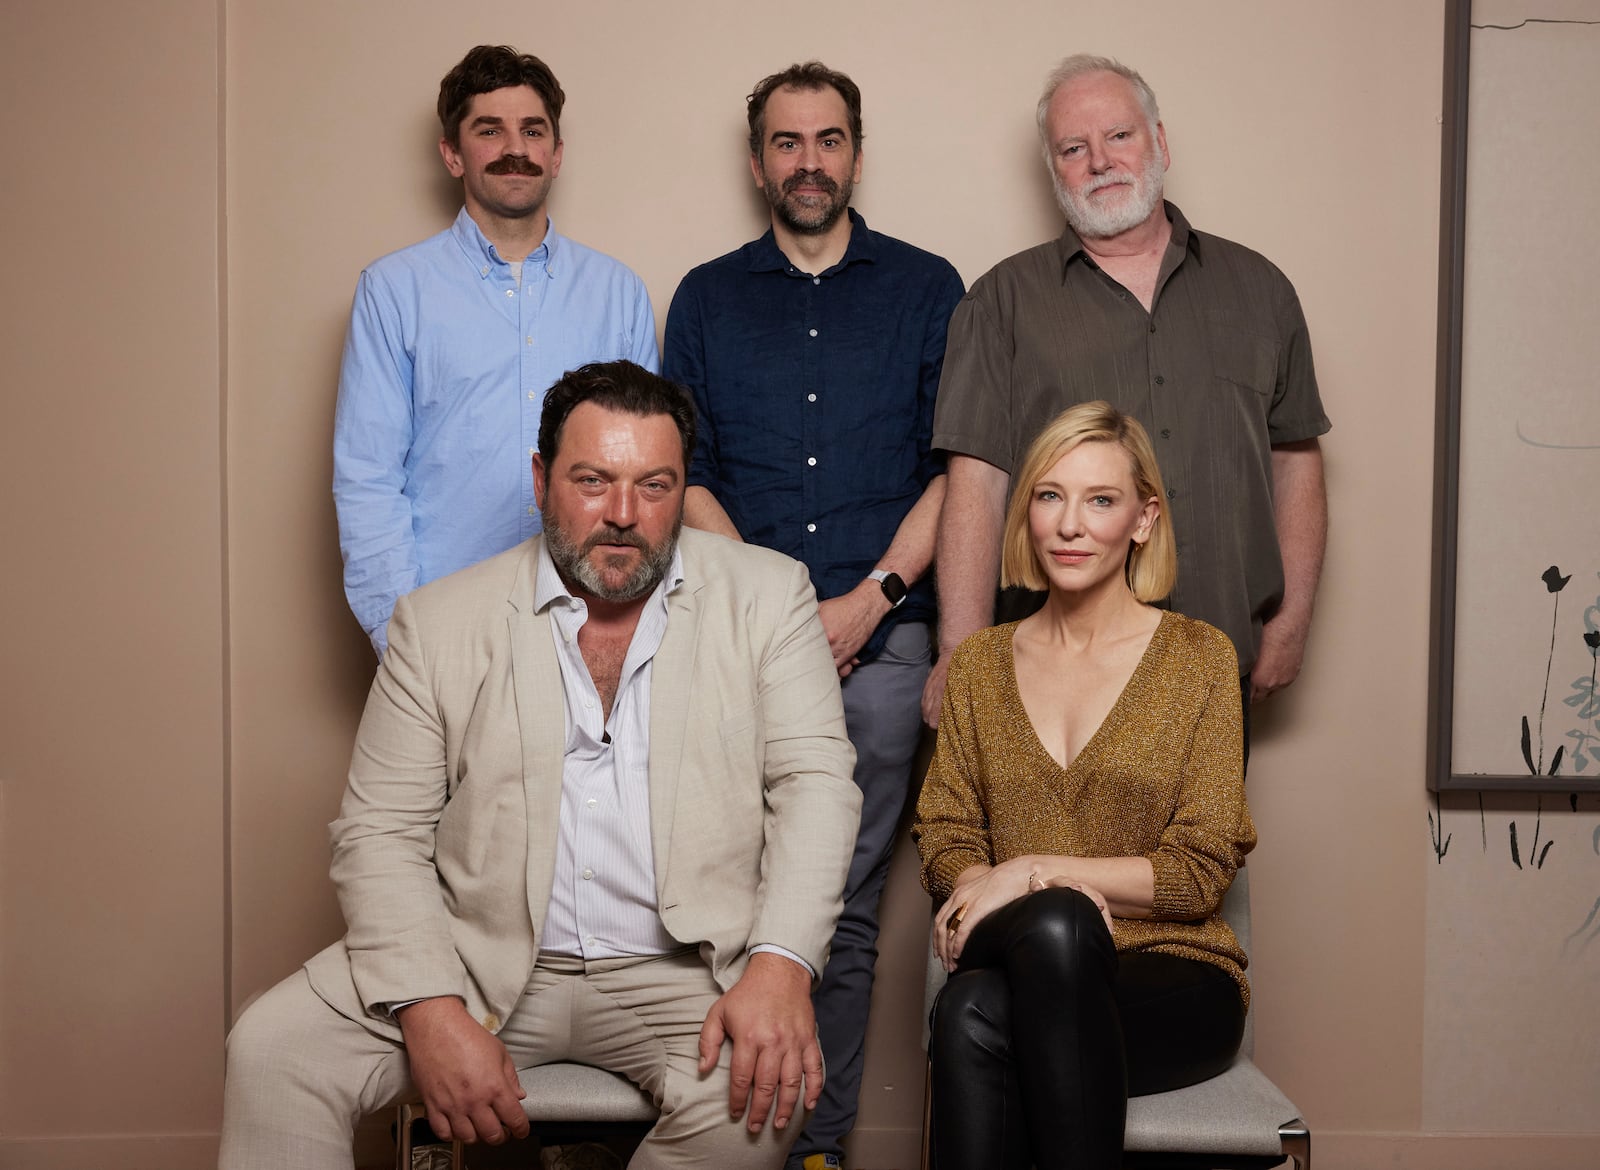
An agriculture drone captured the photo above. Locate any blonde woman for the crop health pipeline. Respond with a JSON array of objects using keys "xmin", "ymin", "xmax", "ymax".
[{"xmin": 914, "ymin": 401, "xmax": 1254, "ymax": 1169}]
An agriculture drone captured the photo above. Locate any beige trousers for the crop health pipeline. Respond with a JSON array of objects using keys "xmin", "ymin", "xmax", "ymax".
[{"xmin": 220, "ymin": 950, "xmax": 798, "ymax": 1169}]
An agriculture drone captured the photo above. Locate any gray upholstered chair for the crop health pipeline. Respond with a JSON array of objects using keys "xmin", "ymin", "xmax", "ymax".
[
  {"xmin": 919, "ymin": 867, "xmax": 1309, "ymax": 1169},
  {"xmin": 396, "ymin": 1063, "xmax": 658, "ymax": 1169}
]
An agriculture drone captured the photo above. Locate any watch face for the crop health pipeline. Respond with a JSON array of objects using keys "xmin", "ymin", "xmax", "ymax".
[{"xmin": 879, "ymin": 572, "xmax": 908, "ymax": 605}]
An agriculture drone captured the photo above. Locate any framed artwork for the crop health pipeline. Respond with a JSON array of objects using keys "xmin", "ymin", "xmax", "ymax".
[{"xmin": 1428, "ymin": 0, "xmax": 1600, "ymax": 792}]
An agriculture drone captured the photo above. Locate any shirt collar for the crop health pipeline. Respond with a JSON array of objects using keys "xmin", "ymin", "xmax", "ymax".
[
  {"xmin": 533, "ymin": 537, "xmax": 687, "ymax": 616},
  {"xmin": 451, "ymin": 206, "xmax": 566, "ymax": 279},
  {"xmin": 1054, "ymin": 200, "xmax": 1202, "ymax": 278},
  {"xmin": 744, "ymin": 207, "xmax": 877, "ymax": 277}
]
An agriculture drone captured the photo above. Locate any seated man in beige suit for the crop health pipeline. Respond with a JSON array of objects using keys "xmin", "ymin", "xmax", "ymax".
[{"xmin": 221, "ymin": 361, "xmax": 861, "ymax": 1169}]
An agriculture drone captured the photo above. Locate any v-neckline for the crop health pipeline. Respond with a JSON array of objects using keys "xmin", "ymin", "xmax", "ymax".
[{"xmin": 1004, "ymin": 610, "xmax": 1173, "ymax": 776}]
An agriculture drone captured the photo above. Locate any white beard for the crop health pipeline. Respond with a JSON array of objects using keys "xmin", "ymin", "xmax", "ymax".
[{"xmin": 1053, "ymin": 147, "xmax": 1167, "ymax": 240}]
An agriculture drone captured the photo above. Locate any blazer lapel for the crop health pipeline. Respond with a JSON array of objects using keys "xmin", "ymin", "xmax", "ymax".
[
  {"xmin": 507, "ymin": 544, "xmax": 566, "ymax": 933},
  {"xmin": 648, "ymin": 578, "xmax": 702, "ymax": 904}
]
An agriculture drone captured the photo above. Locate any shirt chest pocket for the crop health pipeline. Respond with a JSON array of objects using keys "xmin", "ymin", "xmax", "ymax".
[{"xmin": 1205, "ymin": 315, "xmax": 1280, "ymax": 400}]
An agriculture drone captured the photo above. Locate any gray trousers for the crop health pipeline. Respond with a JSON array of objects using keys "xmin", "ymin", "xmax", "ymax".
[{"xmin": 789, "ymin": 621, "xmax": 931, "ymax": 1167}]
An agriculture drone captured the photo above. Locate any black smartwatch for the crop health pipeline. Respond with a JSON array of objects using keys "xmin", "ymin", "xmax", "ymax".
[{"xmin": 868, "ymin": 570, "xmax": 907, "ymax": 609}]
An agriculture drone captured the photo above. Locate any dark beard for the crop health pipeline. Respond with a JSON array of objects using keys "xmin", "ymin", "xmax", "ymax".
[
  {"xmin": 542, "ymin": 517, "xmax": 679, "ymax": 603},
  {"xmin": 767, "ymin": 168, "xmax": 852, "ymax": 235}
]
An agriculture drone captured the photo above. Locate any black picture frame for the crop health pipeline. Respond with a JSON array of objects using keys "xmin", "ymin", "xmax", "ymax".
[{"xmin": 1427, "ymin": 0, "xmax": 1600, "ymax": 794}]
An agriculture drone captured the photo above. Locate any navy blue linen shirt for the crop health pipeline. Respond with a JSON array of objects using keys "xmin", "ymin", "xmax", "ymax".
[{"xmin": 663, "ymin": 211, "xmax": 964, "ymax": 661}]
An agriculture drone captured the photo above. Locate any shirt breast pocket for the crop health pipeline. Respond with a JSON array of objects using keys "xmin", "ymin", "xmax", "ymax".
[{"xmin": 1205, "ymin": 315, "xmax": 1280, "ymax": 401}]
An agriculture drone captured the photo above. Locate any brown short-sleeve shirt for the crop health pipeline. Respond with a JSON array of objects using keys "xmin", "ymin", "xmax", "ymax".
[{"xmin": 931, "ymin": 203, "xmax": 1331, "ymax": 669}]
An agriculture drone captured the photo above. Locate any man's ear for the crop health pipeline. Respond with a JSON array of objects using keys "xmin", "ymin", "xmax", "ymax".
[
  {"xmin": 748, "ymin": 150, "xmax": 766, "ymax": 191},
  {"xmin": 439, "ymin": 137, "xmax": 466, "ymax": 179},
  {"xmin": 532, "ymin": 453, "xmax": 548, "ymax": 509}
]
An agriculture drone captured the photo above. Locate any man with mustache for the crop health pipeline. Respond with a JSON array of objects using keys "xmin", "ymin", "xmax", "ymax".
[
  {"xmin": 925, "ymin": 55, "xmax": 1331, "ymax": 745},
  {"xmin": 223, "ymin": 362, "xmax": 860, "ymax": 1169},
  {"xmin": 662, "ymin": 62, "xmax": 964, "ymax": 1170},
  {"xmin": 334, "ymin": 45, "xmax": 657, "ymax": 658}
]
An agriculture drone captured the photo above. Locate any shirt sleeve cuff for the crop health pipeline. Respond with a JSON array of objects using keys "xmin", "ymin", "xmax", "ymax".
[{"xmin": 749, "ymin": 943, "xmax": 815, "ymax": 980}]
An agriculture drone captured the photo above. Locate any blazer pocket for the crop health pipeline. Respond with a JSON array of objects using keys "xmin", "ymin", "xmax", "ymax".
[
  {"xmin": 434, "ymin": 776, "xmax": 506, "ymax": 878},
  {"xmin": 716, "ymin": 705, "xmax": 765, "ymax": 810}
]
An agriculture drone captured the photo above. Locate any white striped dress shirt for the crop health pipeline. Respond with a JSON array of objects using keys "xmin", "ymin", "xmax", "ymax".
[{"xmin": 536, "ymin": 542, "xmax": 684, "ymax": 959}]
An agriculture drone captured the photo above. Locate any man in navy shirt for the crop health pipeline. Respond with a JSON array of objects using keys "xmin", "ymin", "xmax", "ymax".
[{"xmin": 663, "ymin": 62, "xmax": 964, "ymax": 1170}]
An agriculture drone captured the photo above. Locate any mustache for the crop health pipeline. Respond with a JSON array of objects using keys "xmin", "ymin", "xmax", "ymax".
[
  {"xmin": 485, "ymin": 156, "xmax": 545, "ymax": 176},
  {"xmin": 583, "ymin": 525, "xmax": 648, "ymax": 553},
  {"xmin": 1082, "ymin": 171, "xmax": 1135, "ymax": 194},
  {"xmin": 782, "ymin": 169, "xmax": 839, "ymax": 196}
]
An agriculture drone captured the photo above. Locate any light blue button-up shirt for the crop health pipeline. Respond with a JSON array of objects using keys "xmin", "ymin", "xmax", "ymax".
[{"xmin": 333, "ymin": 208, "xmax": 659, "ymax": 655}]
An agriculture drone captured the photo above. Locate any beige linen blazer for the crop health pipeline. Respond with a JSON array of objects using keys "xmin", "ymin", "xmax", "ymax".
[{"xmin": 303, "ymin": 528, "xmax": 860, "ymax": 1039}]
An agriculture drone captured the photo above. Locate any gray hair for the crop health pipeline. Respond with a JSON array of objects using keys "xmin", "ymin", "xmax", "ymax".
[{"xmin": 1035, "ymin": 54, "xmax": 1161, "ymax": 156}]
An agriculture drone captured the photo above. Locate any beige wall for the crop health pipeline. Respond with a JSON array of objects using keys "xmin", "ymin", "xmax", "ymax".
[
  {"xmin": 0, "ymin": 1, "xmax": 227, "ymax": 1167},
  {"xmin": 4, "ymin": 1, "xmax": 1595, "ymax": 1166}
]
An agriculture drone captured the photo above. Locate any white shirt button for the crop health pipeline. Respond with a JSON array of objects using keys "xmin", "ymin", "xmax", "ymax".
[
  {"xmin": 528, "ymin": 391, "xmax": 537, "ymax": 400},
  {"xmin": 807, "ymin": 393, "xmax": 817, "ymax": 402},
  {"xmin": 586, "ymin": 798, "xmax": 598, "ymax": 809},
  {"xmin": 529, "ymin": 447, "xmax": 536, "ymax": 457},
  {"xmin": 808, "ymin": 328, "xmax": 818, "ymax": 337},
  {"xmin": 527, "ymin": 505, "xmax": 536, "ymax": 515},
  {"xmin": 526, "ymin": 336, "xmax": 534, "ymax": 345},
  {"xmin": 480, "ymin": 266, "xmax": 490, "ymax": 276},
  {"xmin": 582, "ymin": 868, "xmax": 594, "ymax": 881},
  {"xmin": 812, "ymin": 277, "xmax": 820, "ymax": 285},
  {"xmin": 807, "ymin": 457, "xmax": 817, "ymax": 466},
  {"xmin": 506, "ymin": 289, "xmax": 516, "ymax": 298},
  {"xmin": 806, "ymin": 523, "xmax": 817, "ymax": 533}
]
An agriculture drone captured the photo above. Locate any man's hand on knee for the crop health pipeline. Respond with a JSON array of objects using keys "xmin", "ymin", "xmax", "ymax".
[
  {"xmin": 397, "ymin": 996, "xmax": 529, "ymax": 1146},
  {"xmin": 696, "ymin": 952, "xmax": 820, "ymax": 1135}
]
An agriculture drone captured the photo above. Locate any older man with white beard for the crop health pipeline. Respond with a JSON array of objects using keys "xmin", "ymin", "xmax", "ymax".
[{"xmin": 924, "ymin": 54, "xmax": 1330, "ymax": 751}]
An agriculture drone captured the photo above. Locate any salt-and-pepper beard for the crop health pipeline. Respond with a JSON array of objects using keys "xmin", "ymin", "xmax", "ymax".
[{"xmin": 542, "ymin": 513, "xmax": 681, "ymax": 602}]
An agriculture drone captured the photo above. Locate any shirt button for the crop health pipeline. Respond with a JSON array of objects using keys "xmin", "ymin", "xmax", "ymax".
[
  {"xmin": 529, "ymin": 447, "xmax": 536, "ymax": 456},
  {"xmin": 527, "ymin": 505, "xmax": 536, "ymax": 515},
  {"xmin": 505, "ymin": 289, "xmax": 515, "ymax": 298},
  {"xmin": 1160, "ymin": 428, "xmax": 1171, "ymax": 438},
  {"xmin": 586, "ymin": 937, "xmax": 597, "ymax": 947},
  {"xmin": 480, "ymin": 266, "xmax": 490, "ymax": 277},
  {"xmin": 528, "ymin": 391, "xmax": 537, "ymax": 400},
  {"xmin": 806, "ymin": 523, "xmax": 817, "ymax": 533},
  {"xmin": 526, "ymin": 336, "xmax": 534, "ymax": 345},
  {"xmin": 808, "ymin": 328, "xmax": 818, "ymax": 338},
  {"xmin": 582, "ymin": 868, "xmax": 593, "ymax": 880},
  {"xmin": 584, "ymin": 698, "xmax": 594, "ymax": 709},
  {"xmin": 586, "ymin": 798, "xmax": 598, "ymax": 809},
  {"xmin": 1154, "ymin": 375, "xmax": 1165, "ymax": 385},
  {"xmin": 807, "ymin": 456, "xmax": 817, "ymax": 466},
  {"xmin": 812, "ymin": 277, "xmax": 820, "ymax": 285},
  {"xmin": 1167, "ymin": 489, "xmax": 1178, "ymax": 499},
  {"xmin": 807, "ymin": 393, "xmax": 817, "ymax": 402}
]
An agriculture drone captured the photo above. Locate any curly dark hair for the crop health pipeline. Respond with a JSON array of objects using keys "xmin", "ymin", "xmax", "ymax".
[{"xmin": 438, "ymin": 45, "xmax": 564, "ymax": 147}]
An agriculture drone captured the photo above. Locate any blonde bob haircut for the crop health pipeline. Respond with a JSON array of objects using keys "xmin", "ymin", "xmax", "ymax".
[{"xmin": 1000, "ymin": 401, "xmax": 1177, "ymax": 602}]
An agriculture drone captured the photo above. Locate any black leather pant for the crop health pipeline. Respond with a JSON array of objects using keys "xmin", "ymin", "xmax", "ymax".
[{"xmin": 928, "ymin": 887, "xmax": 1245, "ymax": 1170}]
